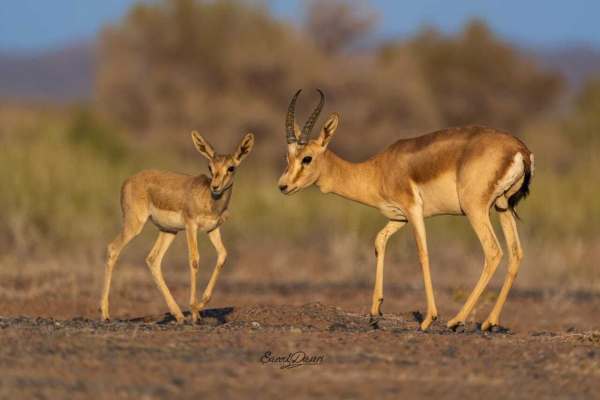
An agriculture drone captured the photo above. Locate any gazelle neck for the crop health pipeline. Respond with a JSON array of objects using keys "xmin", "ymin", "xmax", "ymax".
[
  {"xmin": 211, "ymin": 184, "xmax": 233, "ymax": 215},
  {"xmin": 315, "ymin": 150, "xmax": 382, "ymax": 207}
]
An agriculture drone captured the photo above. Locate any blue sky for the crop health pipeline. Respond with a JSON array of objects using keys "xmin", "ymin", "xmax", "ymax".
[{"xmin": 0, "ymin": 0, "xmax": 597, "ymax": 52}]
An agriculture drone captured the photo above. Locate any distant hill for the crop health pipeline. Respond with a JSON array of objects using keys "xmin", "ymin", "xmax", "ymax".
[
  {"xmin": 1, "ymin": 41, "xmax": 599, "ymax": 102},
  {"xmin": 0, "ymin": 42, "xmax": 95, "ymax": 101}
]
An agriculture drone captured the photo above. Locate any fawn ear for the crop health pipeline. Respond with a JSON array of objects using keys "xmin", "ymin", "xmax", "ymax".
[
  {"xmin": 316, "ymin": 113, "xmax": 340, "ymax": 148},
  {"xmin": 234, "ymin": 133, "xmax": 255, "ymax": 164},
  {"xmin": 191, "ymin": 131, "xmax": 215, "ymax": 160}
]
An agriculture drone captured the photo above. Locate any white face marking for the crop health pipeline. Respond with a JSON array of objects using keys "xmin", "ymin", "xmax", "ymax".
[{"xmin": 278, "ymin": 143, "xmax": 320, "ymax": 194}]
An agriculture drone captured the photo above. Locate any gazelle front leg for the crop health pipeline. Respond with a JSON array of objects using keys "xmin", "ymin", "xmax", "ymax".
[
  {"xmin": 370, "ymin": 220, "xmax": 405, "ymax": 324},
  {"xmin": 409, "ymin": 210, "xmax": 438, "ymax": 331},
  {"xmin": 145, "ymin": 232, "xmax": 184, "ymax": 323},
  {"xmin": 185, "ymin": 223, "xmax": 201, "ymax": 323},
  {"xmin": 192, "ymin": 228, "xmax": 228, "ymax": 316}
]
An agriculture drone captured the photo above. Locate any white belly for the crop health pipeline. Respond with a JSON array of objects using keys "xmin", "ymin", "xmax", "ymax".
[
  {"xmin": 149, "ymin": 205, "xmax": 226, "ymax": 233},
  {"xmin": 149, "ymin": 205, "xmax": 186, "ymax": 232},
  {"xmin": 419, "ymin": 172, "xmax": 462, "ymax": 217}
]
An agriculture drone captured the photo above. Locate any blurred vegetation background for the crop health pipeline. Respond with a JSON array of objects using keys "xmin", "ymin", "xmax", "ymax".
[{"xmin": 1, "ymin": 0, "xmax": 599, "ymax": 314}]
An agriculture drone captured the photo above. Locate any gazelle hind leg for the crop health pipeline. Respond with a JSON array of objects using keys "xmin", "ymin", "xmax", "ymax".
[
  {"xmin": 100, "ymin": 215, "xmax": 145, "ymax": 321},
  {"xmin": 145, "ymin": 232, "xmax": 184, "ymax": 323},
  {"xmin": 192, "ymin": 228, "xmax": 228, "ymax": 319},
  {"xmin": 447, "ymin": 209, "xmax": 503, "ymax": 329},
  {"xmin": 481, "ymin": 209, "xmax": 523, "ymax": 331}
]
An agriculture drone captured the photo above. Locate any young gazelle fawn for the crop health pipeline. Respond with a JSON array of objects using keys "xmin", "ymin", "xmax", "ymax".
[
  {"xmin": 100, "ymin": 132, "xmax": 255, "ymax": 323},
  {"xmin": 278, "ymin": 89, "xmax": 533, "ymax": 331}
]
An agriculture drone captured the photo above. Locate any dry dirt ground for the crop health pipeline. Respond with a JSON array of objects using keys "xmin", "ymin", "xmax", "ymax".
[{"xmin": 1, "ymin": 283, "xmax": 600, "ymax": 399}]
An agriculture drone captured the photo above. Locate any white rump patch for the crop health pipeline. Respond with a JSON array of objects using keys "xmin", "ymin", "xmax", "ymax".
[
  {"xmin": 495, "ymin": 152, "xmax": 525, "ymax": 198},
  {"xmin": 530, "ymin": 153, "xmax": 535, "ymax": 177}
]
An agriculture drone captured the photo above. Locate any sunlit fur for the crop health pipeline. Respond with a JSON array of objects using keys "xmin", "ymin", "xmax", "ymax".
[
  {"xmin": 279, "ymin": 113, "xmax": 533, "ymax": 332},
  {"xmin": 100, "ymin": 131, "xmax": 255, "ymax": 323}
]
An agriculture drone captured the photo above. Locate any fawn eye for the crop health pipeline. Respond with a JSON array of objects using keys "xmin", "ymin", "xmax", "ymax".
[
  {"xmin": 228, "ymin": 166, "xmax": 236, "ymax": 172},
  {"xmin": 302, "ymin": 156, "xmax": 313, "ymax": 165}
]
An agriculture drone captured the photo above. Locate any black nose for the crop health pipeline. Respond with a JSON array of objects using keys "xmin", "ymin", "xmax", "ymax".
[{"xmin": 279, "ymin": 185, "xmax": 288, "ymax": 192}]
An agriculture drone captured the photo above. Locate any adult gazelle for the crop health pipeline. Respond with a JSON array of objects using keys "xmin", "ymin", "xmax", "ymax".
[{"xmin": 278, "ymin": 89, "xmax": 533, "ymax": 331}]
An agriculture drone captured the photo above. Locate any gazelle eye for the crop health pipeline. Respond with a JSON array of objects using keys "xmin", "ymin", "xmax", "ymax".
[
  {"xmin": 208, "ymin": 166, "xmax": 213, "ymax": 174},
  {"xmin": 228, "ymin": 166, "xmax": 236, "ymax": 172},
  {"xmin": 302, "ymin": 156, "xmax": 313, "ymax": 165}
]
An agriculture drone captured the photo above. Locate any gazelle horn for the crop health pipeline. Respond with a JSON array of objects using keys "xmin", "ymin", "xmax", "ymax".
[
  {"xmin": 299, "ymin": 89, "xmax": 325, "ymax": 146},
  {"xmin": 285, "ymin": 89, "xmax": 302, "ymax": 144}
]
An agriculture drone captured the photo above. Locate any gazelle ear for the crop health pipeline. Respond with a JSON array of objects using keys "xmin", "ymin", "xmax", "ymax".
[
  {"xmin": 317, "ymin": 113, "xmax": 340, "ymax": 148},
  {"xmin": 234, "ymin": 133, "xmax": 255, "ymax": 164},
  {"xmin": 191, "ymin": 131, "xmax": 215, "ymax": 160}
]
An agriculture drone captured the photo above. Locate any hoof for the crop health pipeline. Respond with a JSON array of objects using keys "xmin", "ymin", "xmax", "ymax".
[
  {"xmin": 172, "ymin": 313, "xmax": 185, "ymax": 324},
  {"xmin": 369, "ymin": 314, "xmax": 382, "ymax": 329},
  {"xmin": 419, "ymin": 314, "xmax": 438, "ymax": 331},
  {"xmin": 100, "ymin": 307, "xmax": 110, "ymax": 322},
  {"xmin": 481, "ymin": 323, "xmax": 511, "ymax": 334},
  {"xmin": 449, "ymin": 322, "xmax": 465, "ymax": 333},
  {"xmin": 190, "ymin": 305, "xmax": 201, "ymax": 323},
  {"xmin": 157, "ymin": 312, "xmax": 185, "ymax": 325}
]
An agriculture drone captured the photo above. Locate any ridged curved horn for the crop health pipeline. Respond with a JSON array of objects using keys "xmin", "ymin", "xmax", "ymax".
[
  {"xmin": 299, "ymin": 89, "xmax": 325, "ymax": 145},
  {"xmin": 286, "ymin": 89, "xmax": 302, "ymax": 144}
]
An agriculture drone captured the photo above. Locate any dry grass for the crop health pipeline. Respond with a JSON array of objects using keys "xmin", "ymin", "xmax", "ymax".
[{"xmin": 1, "ymin": 102, "xmax": 600, "ymax": 305}]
